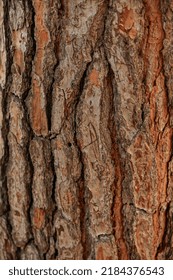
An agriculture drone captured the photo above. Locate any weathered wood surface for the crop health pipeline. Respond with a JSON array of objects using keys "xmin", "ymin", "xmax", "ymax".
[{"xmin": 0, "ymin": 0, "xmax": 173, "ymax": 259}]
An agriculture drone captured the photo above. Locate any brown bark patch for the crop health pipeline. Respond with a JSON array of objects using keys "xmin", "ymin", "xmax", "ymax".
[
  {"xmin": 33, "ymin": 0, "xmax": 49, "ymax": 77},
  {"xmin": 89, "ymin": 68, "xmax": 99, "ymax": 87},
  {"xmin": 31, "ymin": 78, "xmax": 48, "ymax": 136},
  {"xmin": 33, "ymin": 208, "xmax": 45, "ymax": 229},
  {"xmin": 118, "ymin": 7, "xmax": 137, "ymax": 39},
  {"xmin": 12, "ymin": 31, "xmax": 24, "ymax": 73}
]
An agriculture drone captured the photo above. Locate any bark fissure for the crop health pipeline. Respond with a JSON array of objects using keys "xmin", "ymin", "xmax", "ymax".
[
  {"xmin": 74, "ymin": 61, "xmax": 92, "ymax": 260},
  {"xmin": 106, "ymin": 61, "xmax": 128, "ymax": 260},
  {"xmin": 1, "ymin": 0, "xmax": 16, "ymax": 254}
]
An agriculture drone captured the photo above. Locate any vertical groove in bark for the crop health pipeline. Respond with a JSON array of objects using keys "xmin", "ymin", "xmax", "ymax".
[
  {"xmin": 0, "ymin": 0, "xmax": 17, "ymax": 259},
  {"xmin": 74, "ymin": 62, "xmax": 92, "ymax": 260},
  {"xmin": 106, "ymin": 63, "xmax": 129, "ymax": 260},
  {"xmin": 158, "ymin": 0, "xmax": 173, "ymax": 259}
]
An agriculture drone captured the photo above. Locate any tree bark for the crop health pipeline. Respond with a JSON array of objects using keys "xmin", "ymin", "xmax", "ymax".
[{"xmin": 0, "ymin": 0, "xmax": 173, "ymax": 260}]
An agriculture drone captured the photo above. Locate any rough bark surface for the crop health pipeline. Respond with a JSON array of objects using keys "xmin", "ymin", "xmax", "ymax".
[{"xmin": 0, "ymin": 0, "xmax": 173, "ymax": 260}]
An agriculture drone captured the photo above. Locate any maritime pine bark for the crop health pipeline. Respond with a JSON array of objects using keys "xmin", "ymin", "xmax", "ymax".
[{"xmin": 0, "ymin": 0, "xmax": 173, "ymax": 259}]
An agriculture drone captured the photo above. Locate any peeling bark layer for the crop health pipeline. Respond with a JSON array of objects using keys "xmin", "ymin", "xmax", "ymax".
[{"xmin": 0, "ymin": 0, "xmax": 173, "ymax": 259}]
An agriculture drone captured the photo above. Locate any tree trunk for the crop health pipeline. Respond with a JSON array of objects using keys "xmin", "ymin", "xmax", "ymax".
[{"xmin": 0, "ymin": 0, "xmax": 173, "ymax": 260}]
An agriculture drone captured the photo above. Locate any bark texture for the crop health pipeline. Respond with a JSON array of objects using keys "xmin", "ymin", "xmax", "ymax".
[{"xmin": 0, "ymin": 0, "xmax": 173, "ymax": 260}]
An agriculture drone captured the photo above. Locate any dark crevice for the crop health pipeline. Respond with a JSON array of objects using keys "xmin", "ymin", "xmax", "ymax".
[
  {"xmin": 16, "ymin": 247, "xmax": 21, "ymax": 260},
  {"xmin": 155, "ymin": 202, "xmax": 171, "ymax": 259},
  {"xmin": 27, "ymin": 143, "xmax": 34, "ymax": 242},
  {"xmin": 50, "ymin": 148, "xmax": 57, "ymax": 208},
  {"xmin": 23, "ymin": 0, "xmax": 36, "ymax": 103},
  {"xmin": 23, "ymin": 0, "xmax": 37, "ymax": 252},
  {"xmin": 106, "ymin": 64, "xmax": 117, "ymax": 238},
  {"xmin": 22, "ymin": 0, "xmax": 36, "ymax": 138},
  {"xmin": 141, "ymin": 103, "xmax": 145, "ymax": 123},
  {"xmin": 46, "ymin": 2, "xmax": 64, "ymax": 260},
  {"xmin": 1, "ymin": 0, "xmax": 16, "ymax": 252},
  {"xmin": 103, "ymin": 3, "xmax": 118, "ymax": 249},
  {"xmin": 50, "ymin": 141, "xmax": 57, "ymax": 235},
  {"xmin": 73, "ymin": 61, "xmax": 92, "ymax": 260},
  {"xmin": 45, "ymin": 3, "xmax": 63, "ymax": 258},
  {"xmin": 52, "ymin": 231, "xmax": 58, "ymax": 259},
  {"xmin": 46, "ymin": 63, "xmax": 58, "ymax": 132}
]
